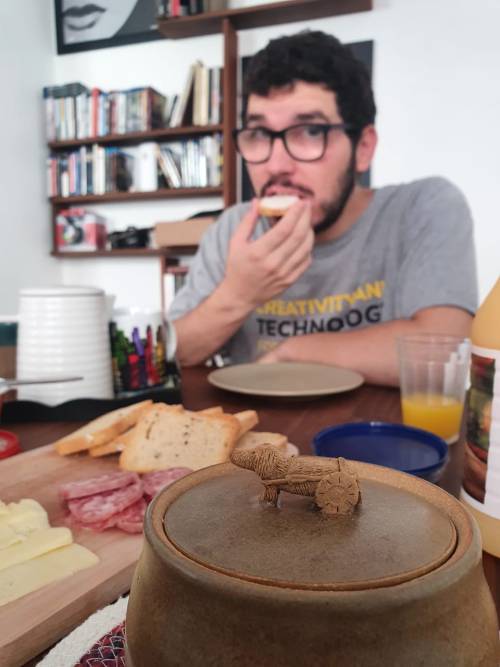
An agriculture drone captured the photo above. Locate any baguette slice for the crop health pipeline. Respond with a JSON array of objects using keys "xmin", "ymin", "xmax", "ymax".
[
  {"xmin": 88, "ymin": 428, "xmax": 134, "ymax": 457},
  {"xmin": 54, "ymin": 400, "xmax": 153, "ymax": 456},
  {"xmin": 119, "ymin": 406, "xmax": 240, "ymax": 473},
  {"xmin": 198, "ymin": 406, "xmax": 224, "ymax": 416},
  {"xmin": 235, "ymin": 431, "xmax": 288, "ymax": 453},
  {"xmin": 233, "ymin": 410, "xmax": 259, "ymax": 437}
]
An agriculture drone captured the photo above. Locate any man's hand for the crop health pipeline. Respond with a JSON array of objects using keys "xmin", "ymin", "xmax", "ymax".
[{"xmin": 221, "ymin": 198, "xmax": 314, "ymax": 310}]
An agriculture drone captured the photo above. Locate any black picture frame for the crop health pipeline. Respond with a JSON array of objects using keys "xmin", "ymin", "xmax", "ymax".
[
  {"xmin": 54, "ymin": 0, "xmax": 162, "ymax": 55},
  {"xmin": 239, "ymin": 40, "xmax": 374, "ymax": 201}
]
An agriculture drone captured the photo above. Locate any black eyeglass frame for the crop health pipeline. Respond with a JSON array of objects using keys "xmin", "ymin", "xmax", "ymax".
[{"xmin": 232, "ymin": 122, "xmax": 354, "ymax": 164}]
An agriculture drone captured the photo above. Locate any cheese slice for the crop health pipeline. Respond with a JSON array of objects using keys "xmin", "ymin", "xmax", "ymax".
[
  {"xmin": 0, "ymin": 524, "xmax": 24, "ymax": 551},
  {"xmin": 0, "ymin": 527, "xmax": 73, "ymax": 572},
  {"xmin": 0, "ymin": 543, "xmax": 99, "ymax": 607},
  {"xmin": 0, "ymin": 499, "xmax": 49, "ymax": 535},
  {"xmin": 0, "ymin": 501, "xmax": 8, "ymax": 517}
]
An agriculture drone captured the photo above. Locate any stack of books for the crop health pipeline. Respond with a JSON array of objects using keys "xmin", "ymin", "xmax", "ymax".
[
  {"xmin": 43, "ymin": 66, "xmax": 222, "ymax": 142},
  {"xmin": 158, "ymin": 0, "xmax": 227, "ymax": 17},
  {"xmin": 43, "ymin": 84, "xmax": 168, "ymax": 142},
  {"xmin": 157, "ymin": 135, "xmax": 222, "ymax": 189},
  {"xmin": 47, "ymin": 146, "xmax": 134, "ymax": 197},
  {"xmin": 167, "ymin": 62, "xmax": 223, "ymax": 128}
]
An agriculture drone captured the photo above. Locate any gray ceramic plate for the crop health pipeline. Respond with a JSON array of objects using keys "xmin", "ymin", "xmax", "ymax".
[{"xmin": 207, "ymin": 362, "xmax": 364, "ymax": 398}]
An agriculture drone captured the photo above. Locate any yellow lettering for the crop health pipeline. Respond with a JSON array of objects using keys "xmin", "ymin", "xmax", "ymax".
[
  {"xmin": 256, "ymin": 301, "xmax": 279, "ymax": 316},
  {"xmin": 295, "ymin": 300, "xmax": 307, "ymax": 316},
  {"xmin": 365, "ymin": 281, "xmax": 384, "ymax": 299},
  {"xmin": 312, "ymin": 297, "xmax": 330, "ymax": 315}
]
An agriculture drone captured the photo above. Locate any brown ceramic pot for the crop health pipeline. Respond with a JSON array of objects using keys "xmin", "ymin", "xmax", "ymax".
[{"xmin": 126, "ymin": 460, "xmax": 499, "ymax": 666}]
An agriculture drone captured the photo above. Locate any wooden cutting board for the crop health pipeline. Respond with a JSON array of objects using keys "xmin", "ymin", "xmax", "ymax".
[{"xmin": 0, "ymin": 444, "xmax": 144, "ymax": 667}]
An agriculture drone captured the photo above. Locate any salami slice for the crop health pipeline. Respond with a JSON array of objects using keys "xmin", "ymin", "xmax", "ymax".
[
  {"xmin": 142, "ymin": 468, "xmax": 192, "ymax": 499},
  {"xmin": 67, "ymin": 479, "xmax": 144, "ymax": 524},
  {"xmin": 116, "ymin": 498, "xmax": 147, "ymax": 534},
  {"xmin": 59, "ymin": 471, "xmax": 140, "ymax": 501},
  {"xmin": 73, "ymin": 498, "xmax": 147, "ymax": 533}
]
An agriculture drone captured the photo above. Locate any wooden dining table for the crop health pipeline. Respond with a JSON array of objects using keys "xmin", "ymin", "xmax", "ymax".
[{"xmin": 5, "ymin": 365, "xmax": 499, "ymax": 665}]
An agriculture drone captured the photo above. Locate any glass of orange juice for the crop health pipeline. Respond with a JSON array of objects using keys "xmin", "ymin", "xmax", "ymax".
[{"xmin": 398, "ymin": 334, "xmax": 471, "ymax": 444}]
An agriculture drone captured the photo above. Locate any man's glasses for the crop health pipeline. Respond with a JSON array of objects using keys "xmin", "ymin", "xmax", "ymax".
[{"xmin": 232, "ymin": 123, "xmax": 352, "ymax": 164}]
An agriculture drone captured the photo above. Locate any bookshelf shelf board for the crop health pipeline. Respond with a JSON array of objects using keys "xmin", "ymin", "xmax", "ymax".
[
  {"xmin": 50, "ymin": 187, "xmax": 223, "ymax": 205},
  {"xmin": 158, "ymin": 0, "xmax": 372, "ymax": 39},
  {"xmin": 52, "ymin": 249, "xmax": 177, "ymax": 259},
  {"xmin": 48, "ymin": 124, "xmax": 224, "ymax": 150}
]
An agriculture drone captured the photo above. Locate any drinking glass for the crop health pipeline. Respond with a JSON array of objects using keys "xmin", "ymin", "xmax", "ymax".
[{"xmin": 397, "ymin": 333, "xmax": 471, "ymax": 444}]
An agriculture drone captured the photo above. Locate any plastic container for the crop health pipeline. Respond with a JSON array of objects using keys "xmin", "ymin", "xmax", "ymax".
[
  {"xmin": 313, "ymin": 421, "xmax": 448, "ymax": 483},
  {"xmin": 460, "ymin": 277, "xmax": 500, "ymax": 557}
]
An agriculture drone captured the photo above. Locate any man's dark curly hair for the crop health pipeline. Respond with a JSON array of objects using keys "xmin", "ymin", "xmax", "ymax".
[{"xmin": 243, "ymin": 31, "xmax": 376, "ymax": 143}]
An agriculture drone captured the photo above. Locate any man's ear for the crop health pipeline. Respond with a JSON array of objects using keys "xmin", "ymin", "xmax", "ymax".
[{"xmin": 355, "ymin": 125, "xmax": 377, "ymax": 173}]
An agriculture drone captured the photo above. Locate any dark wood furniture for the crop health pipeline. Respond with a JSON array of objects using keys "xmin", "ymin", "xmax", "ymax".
[{"xmin": 7, "ymin": 365, "xmax": 500, "ymax": 644}]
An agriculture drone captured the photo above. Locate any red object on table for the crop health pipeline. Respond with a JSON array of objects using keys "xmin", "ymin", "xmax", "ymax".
[{"xmin": 0, "ymin": 429, "xmax": 20, "ymax": 459}]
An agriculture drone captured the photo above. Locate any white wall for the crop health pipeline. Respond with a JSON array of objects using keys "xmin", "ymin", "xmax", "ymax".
[
  {"xmin": 0, "ymin": 0, "xmax": 60, "ymax": 316},
  {"xmin": 1, "ymin": 0, "xmax": 498, "ymax": 316}
]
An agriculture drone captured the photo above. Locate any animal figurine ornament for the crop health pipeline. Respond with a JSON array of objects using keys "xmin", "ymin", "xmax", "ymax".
[{"xmin": 230, "ymin": 446, "xmax": 361, "ymax": 516}]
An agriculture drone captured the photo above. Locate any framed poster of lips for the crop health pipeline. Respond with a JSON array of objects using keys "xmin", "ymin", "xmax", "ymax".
[{"xmin": 54, "ymin": 0, "xmax": 162, "ymax": 55}]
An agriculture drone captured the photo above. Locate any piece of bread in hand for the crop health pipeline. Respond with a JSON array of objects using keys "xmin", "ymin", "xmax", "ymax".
[
  {"xmin": 235, "ymin": 431, "xmax": 288, "ymax": 453},
  {"xmin": 54, "ymin": 400, "xmax": 153, "ymax": 456},
  {"xmin": 259, "ymin": 195, "xmax": 299, "ymax": 217},
  {"xmin": 119, "ymin": 405, "xmax": 241, "ymax": 473}
]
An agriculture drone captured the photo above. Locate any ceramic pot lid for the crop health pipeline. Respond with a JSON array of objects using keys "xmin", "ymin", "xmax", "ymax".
[{"xmin": 164, "ymin": 468, "xmax": 457, "ymax": 590}]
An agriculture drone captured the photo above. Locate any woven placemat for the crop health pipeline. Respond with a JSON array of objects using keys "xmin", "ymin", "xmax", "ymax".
[{"xmin": 36, "ymin": 596, "xmax": 127, "ymax": 667}]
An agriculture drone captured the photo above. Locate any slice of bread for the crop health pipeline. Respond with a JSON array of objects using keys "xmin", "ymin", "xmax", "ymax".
[
  {"xmin": 88, "ymin": 428, "xmax": 134, "ymax": 457},
  {"xmin": 89, "ymin": 403, "xmax": 185, "ymax": 458},
  {"xmin": 198, "ymin": 406, "xmax": 224, "ymax": 416},
  {"xmin": 54, "ymin": 400, "xmax": 153, "ymax": 456},
  {"xmin": 235, "ymin": 431, "xmax": 288, "ymax": 453},
  {"xmin": 233, "ymin": 410, "xmax": 259, "ymax": 437},
  {"xmin": 119, "ymin": 406, "xmax": 240, "ymax": 473},
  {"xmin": 259, "ymin": 195, "xmax": 299, "ymax": 217}
]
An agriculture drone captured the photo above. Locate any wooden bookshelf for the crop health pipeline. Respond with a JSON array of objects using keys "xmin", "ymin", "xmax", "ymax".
[
  {"xmin": 49, "ymin": 186, "xmax": 223, "ymax": 206},
  {"xmin": 48, "ymin": 124, "xmax": 223, "ymax": 150},
  {"xmin": 158, "ymin": 0, "xmax": 372, "ymax": 39}
]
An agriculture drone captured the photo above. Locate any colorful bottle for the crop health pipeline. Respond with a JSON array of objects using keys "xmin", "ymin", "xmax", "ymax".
[{"xmin": 461, "ymin": 277, "xmax": 500, "ymax": 556}]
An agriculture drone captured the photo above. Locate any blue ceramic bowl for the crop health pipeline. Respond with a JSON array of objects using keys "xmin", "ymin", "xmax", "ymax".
[{"xmin": 312, "ymin": 422, "xmax": 448, "ymax": 483}]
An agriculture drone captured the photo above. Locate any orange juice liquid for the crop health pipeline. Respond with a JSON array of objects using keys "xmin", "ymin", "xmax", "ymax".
[{"xmin": 401, "ymin": 393, "xmax": 464, "ymax": 443}]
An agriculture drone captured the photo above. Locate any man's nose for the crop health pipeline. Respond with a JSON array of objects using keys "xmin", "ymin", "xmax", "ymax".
[{"xmin": 266, "ymin": 136, "xmax": 296, "ymax": 173}]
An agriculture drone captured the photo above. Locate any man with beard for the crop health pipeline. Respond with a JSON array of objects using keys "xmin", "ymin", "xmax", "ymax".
[{"xmin": 168, "ymin": 31, "xmax": 477, "ymax": 385}]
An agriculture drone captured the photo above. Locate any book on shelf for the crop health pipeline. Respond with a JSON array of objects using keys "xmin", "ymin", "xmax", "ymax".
[
  {"xmin": 169, "ymin": 62, "xmax": 198, "ymax": 127},
  {"xmin": 158, "ymin": 0, "xmax": 227, "ymax": 16},
  {"xmin": 135, "ymin": 142, "xmax": 159, "ymax": 192},
  {"xmin": 157, "ymin": 145, "xmax": 182, "ymax": 188}
]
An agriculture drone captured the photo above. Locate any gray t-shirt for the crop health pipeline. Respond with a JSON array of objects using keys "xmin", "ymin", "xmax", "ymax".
[{"xmin": 169, "ymin": 177, "xmax": 478, "ymax": 363}]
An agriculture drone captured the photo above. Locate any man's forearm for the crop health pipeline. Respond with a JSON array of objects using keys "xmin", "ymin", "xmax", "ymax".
[
  {"xmin": 173, "ymin": 282, "xmax": 254, "ymax": 366},
  {"xmin": 262, "ymin": 307, "xmax": 473, "ymax": 386}
]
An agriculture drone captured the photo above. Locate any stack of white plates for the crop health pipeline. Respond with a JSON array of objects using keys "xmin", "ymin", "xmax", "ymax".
[{"xmin": 16, "ymin": 286, "xmax": 113, "ymax": 405}]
